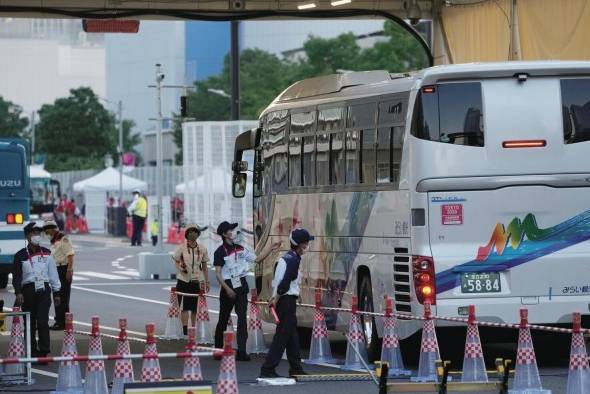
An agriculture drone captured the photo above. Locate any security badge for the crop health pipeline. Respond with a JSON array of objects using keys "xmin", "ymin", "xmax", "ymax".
[
  {"xmin": 225, "ymin": 250, "xmax": 246, "ymax": 289},
  {"xmin": 27, "ymin": 254, "xmax": 48, "ymax": 292}
]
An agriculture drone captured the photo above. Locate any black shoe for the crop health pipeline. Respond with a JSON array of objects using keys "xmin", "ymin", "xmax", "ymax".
[
  {"xmin": 259, "ymin": 370, "xmax": 282, "ymax": 379},
  {"xmin": 235, "ymin": 352, "xmax": 251, "ymax": 362},
  {"xmin": 289, "ymin": 369, "xmax": 307, "ymax": 377},
  {"xmin": 50, "ymin": 323, "xmax": 64, "ymax": 331}
]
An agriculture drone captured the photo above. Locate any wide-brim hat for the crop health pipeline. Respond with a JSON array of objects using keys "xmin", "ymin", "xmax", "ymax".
[
  {"xmin": 184, "ymin": 223, "xmax": 207, "ymax": 233},
  {"xmin": 42, "ymin": 220, "xmax": 59, "ymax": 230}
]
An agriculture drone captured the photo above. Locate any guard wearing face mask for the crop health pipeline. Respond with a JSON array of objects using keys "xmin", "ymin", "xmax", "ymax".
[
  {"xmin": 172, "ymin": 223, "xmax": 210, "ymax": 336},
  {"xmin": 260, "ymin": 228, "xmax": 313, "ymax": 378},
  {"xmin": 127, "ymin": 189, "xmax": 147, "ymax": 246},
  {"xmin": 214, "ymin": 221, "xmax": 281, "ymax": 361},
  {"xmin": 12, "ymin": 222, "xmax": 61, "ymax": 358}
]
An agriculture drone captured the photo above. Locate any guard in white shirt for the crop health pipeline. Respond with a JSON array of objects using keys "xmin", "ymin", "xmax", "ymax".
[
  {"xmin": 213, "ymin": 221, "xmax": 281, "ymax": 361},
  {"xmin": 13, "ymin": 222, "xmax": 61, "ymax": 358},
  {"xmin": 259, "ymin": 228, "xmax": 313, "ymax": 378}
]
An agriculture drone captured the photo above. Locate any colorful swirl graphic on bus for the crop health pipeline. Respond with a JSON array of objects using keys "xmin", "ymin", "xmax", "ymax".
[{"xmin": 436, "ymin": 209, "xmax": 590, "ymax": 294}]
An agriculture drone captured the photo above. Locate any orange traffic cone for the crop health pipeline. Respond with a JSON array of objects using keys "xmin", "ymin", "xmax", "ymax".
[
  {"xmin": 305, "ymin": 289, "xmax": 336, "ymax": 365},
  {"xmin": 163, "ymin": 287, "xmax": 183, "ymax": 339},
  {"xmin": 342, "ymin": 296, "xmax": 369, "ymax": 371},
  {"xmin": 111, "ymin": 318, "xmax": 134, "ymax": 394},
  {"xmin": 4, "ymin": 307, "xmax": 25, "ymax": 377},
  {"xmin": 52, "ymin": 312, "xmax": 83, "ymax": 394},
  {"xmin": 83, "ymin": 316, "xmax": 108, "ymax": 394},
  {"xmin": 461, "ymin": 305, "xmax": 487, "ymax": 382},
  {"xmin": 412, "ymin": 302, "xmax": 442, "ymax": 382},
  {"xmin": 246, "ymin": 289, "xmax": 267, "ymax": 354},
  {"xmin": 141, "ymin": 323, "xmax": 162, "ymax": 383},
  {"xmin": 216, "ymin": 332, "xmax": 238, "ymax": 394},
  {"xmin": 380, "ymin": 296, "xmax": 410, "ymax": 377},
  {"xmin": 510, "ymin": 309, "xmax": 550, "ymax": 394},
  {"xmin": 566, "ymin": 312, "xmax": 589, "ymax": 394},
  {"xmin": 183, "ymin": 327, "xmax": 203, "ymax": 381},
  {"xmin": 196, "ymin": 291, "xmax": 213, "ymax": 345}
]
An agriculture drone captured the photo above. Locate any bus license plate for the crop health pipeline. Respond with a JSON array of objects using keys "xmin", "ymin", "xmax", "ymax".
[{"xmin": 460, "ymin": 273, "xmax": 501, "ymax": 293}]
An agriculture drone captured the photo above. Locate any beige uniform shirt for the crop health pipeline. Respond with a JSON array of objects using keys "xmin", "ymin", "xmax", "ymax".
[
  {"xmin": 173, "ymin": 243, "xmax": 209, "ymax": 283},
  {"xmin": 51, "ymin": 234, "xmax": 75, "ymax": 266}
]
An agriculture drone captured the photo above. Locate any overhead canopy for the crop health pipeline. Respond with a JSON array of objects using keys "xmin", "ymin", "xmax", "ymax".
[
  {"xmin": 29, "ymin": 164, "xmax": 51, "ymax": 179},
  {"xmin": 73, "ymin": 167, "xmax": 147, "ymax": 193}
]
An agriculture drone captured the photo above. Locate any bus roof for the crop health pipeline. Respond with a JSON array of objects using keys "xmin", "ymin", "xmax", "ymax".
[{"xmin": 265, "ymin": 60, "xmax": 590, "ymax": 116}]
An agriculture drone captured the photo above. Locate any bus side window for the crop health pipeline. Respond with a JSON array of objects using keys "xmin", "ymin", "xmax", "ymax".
[
  {"xmin": 330, "ymin": 132, "xmax": 345, "ymax": 185},
  {"xmin": 289, "ymin": 136, "xmax": 302, "ymax": 187},
  {"xmin": 561, "ymin": 78, "xmax": 590, "ymax": 144},
  {"xmin": 345, "ymin": 130, "xmax": 359, "ymax": 184},
  {"xmin": 303, "ymin": 135, "xmax": 316, "ymax": 187},
  {"xmin": 392, "ymin": 126, "xmax": 404, "ymax": 185},
  {"xmin": 361, "ymin": 129, "xmax": 376, "ymax": 184},
  {"xmin": 376, "ymin": 127, "xmax": 392, "ymax": 184}
]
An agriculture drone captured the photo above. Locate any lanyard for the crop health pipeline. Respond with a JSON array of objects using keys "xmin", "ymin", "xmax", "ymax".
[
  {"xmin": 27, "ymin": 249, "xmax": 47, "ymax": 268},
  {"xmin": 187, "ymin": 243, "xmax": 200, "ymax": 272},
  {"xmin": 223, "ymin": 244, "xmax": 238, "ymax": 265}
]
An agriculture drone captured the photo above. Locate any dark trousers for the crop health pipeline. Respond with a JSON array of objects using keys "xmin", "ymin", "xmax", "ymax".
[
  {"xmin": 262, "ymin": 295, "xmax": 303, "ymax": 373},
  {"xmin": 215, "ymin": 286, "xmax": 248, "ymax": 353},
  {"xmin": 151, "ymin": 235, "xmax": 158, "ymax": 246},
  {"xmin": 53, "ymin": 265, "xmax": 71, "ymax": 325},
  {"xmin": 131, "ymin": 215, "xmax": 145, "ymax": 246},
  {"xmin": 22, "ymin": 283, "xmax": 52, "ymax": 355}
]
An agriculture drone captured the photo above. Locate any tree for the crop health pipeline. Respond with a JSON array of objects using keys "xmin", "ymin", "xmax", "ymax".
[
  {"xmin": 0, "ymin": 96, "xmax": 29, "ymax": 138},
  {"xmin": 112, "ymin": 118, "xmax": 143, "ymax": 166},
  {"xmin": 36, "ymin": 87, "xmax": 116, "ymax": 172}
]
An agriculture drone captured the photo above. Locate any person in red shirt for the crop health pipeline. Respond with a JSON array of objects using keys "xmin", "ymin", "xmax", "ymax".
[{"xmin": 54, "ymin": 195, "xmax": 68, "ymax": 231}]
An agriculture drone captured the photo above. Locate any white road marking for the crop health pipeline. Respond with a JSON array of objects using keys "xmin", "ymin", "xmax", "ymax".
[
  {"xmin": 125, "ymin": 255, "xmax": 133, "ymax": 259},
  {"xmin": 31, "ymin": 368, "xmax": 59, "ymax": 378},
  {"xmin": 72, "ymin": 275, "xmax": 89, "ymax": 281},
  {"xmin": 113, "ymin": 270, "xmax": 140, "ymax": 278},
  {"xmin": 72, "ymin": 285, "xmax": 222, "ymax": 315},
  {"xmin": 75, "ymin": 271, "xmax": 129, "ymax": 280},
  {"xmin": 111, "ymin": 262, "xmax": 120, "ymax": 266},
  {"xmin": 116, "ymin": 257, "xmax": 125, "ymax": 261}
]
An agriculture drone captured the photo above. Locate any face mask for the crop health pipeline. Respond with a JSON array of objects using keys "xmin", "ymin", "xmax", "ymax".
[
  {"xmin": 133, "ymin": 194, "xmax": 139, "ymax": 200},
  {"xmin": 30, "ymin": 235, "xmax": 42, "ymax": 245}
]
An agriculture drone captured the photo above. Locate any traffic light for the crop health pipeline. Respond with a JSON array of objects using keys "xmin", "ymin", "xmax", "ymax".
[{"xmin": 180, "ymin": 96, "xmax": 188, "ymax": 118}]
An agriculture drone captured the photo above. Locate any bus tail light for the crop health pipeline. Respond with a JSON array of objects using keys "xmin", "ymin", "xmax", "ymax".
[
  {"xmin": 412, "ymin": 255, "xmax": 436, "ymax": 305},
  {"xmin": 6, "ymin": 213, "xmax": 24, "ymax": 224},
  {"xmin": 502, "ymin": 140, "xmax": 546, "ymax": 148}
]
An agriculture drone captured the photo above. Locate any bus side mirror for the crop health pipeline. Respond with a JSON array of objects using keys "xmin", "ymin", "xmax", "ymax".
[{"xmin": 232, "ymin": 173, "xmax": 247, "ymax": 198}]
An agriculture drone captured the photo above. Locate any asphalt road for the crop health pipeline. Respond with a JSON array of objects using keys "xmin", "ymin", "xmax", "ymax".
[{"xmin": 0, "ymin": 234, "xmax": 573, "ymax": 393}]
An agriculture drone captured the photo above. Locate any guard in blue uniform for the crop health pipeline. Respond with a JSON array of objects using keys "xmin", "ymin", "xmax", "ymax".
[{"xmin": 259, "ymin": 228, "xmax": 313, "ymax": 378}]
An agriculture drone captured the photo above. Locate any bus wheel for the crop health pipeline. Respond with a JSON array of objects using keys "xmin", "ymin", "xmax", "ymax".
[
  {"xmin": 0, "ymin": 273, "xmax": 8, "ymax": 289},
  {"xmin": 359, "ymin": 275, "xmax": 381, "ymax": 362}
]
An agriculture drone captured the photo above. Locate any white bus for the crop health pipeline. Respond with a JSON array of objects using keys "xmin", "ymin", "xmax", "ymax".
[{"xmin": 232, "ymin": 61, "xmax": 590, "ymax": 358}]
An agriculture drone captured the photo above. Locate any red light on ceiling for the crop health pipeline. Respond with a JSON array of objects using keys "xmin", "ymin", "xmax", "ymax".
[
  {"xmin": 82, "ymin": 19, "xmax": 140, "ymax": 34},
  {"xmin": 502, "ymin": 140, "xmax": 547, "ymax": 148}
]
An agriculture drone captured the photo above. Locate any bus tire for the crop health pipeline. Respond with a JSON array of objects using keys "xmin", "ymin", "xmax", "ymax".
[
  {"xmin": 0, "ymin": 273, "xmax": 8, "ymax": 289},
  {"xmin": 359, "ymin": 274, "xmax": 381, "ymax": 362}
]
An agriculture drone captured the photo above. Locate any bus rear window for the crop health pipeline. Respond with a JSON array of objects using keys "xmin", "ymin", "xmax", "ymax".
[
  {"xmin": 0, "ymin": 151, "xmax": 24, "ymax": 189},
  {"xmin": 561, "ymin": 78, "xmax": 590, "ymax": 144},
  {"xmin": 411, "ymin": 82, "xmax": 484, "ymax": 147}
]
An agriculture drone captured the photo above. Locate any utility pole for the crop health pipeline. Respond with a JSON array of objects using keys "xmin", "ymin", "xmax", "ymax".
[
  {"xmin": 118, "ymin": 100, "xmax": 123, "ymax": 206},
  {"xmin": 30, "ymin": 111, "xmax": 35, "ymax": 164},
  {"xmin": 230, "ymin": 21, "xmax": 240, "ymax": 120},
  {"xmin": 155, "ymin": 64, "xmax": 165, "ymax": 253}
]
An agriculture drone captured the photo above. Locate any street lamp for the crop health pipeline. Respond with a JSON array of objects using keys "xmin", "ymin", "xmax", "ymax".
[
  {"xmin": 99, "ymin": 96, "xmax": 124, "ymax": 206},
  {"xmin": 207, "ymin": 88, "xmax": 231, "ymax": 98}
]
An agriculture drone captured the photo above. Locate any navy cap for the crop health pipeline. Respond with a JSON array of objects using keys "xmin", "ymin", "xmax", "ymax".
[
  {"xmin": 217, "ymin": 221, "xmax": 238, "ymax": 236},
  {"xmin": 23, "ymin": 222, "xmax": 42, "ymax": 235},
  {"xmin": 289, "ymin": 228, "xmax": 314, "ymax": 246}
]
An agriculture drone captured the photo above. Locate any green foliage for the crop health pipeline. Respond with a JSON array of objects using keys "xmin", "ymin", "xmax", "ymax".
[
  {"xmin": 112, "ymin": 118, "xmax": 143, "ymax": 166},
  {"xmin": 36, "ymin": 87, "xmax": 116, "ymax": 172},
  {"xmin": 0, "ymin": 96, "xmax": 29, "ymax": 138}
]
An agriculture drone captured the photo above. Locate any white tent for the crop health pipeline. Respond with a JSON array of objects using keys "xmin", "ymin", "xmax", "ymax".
[
  {"xmin": 73, "ymin": 167, "xmax": 147, "ymax": 192},
  {"xmin": 175, "ymin": 169, "xmax": 231, "ymax": 194},
  {"xmin": 29, "ymin": 164, "xmax": 51, "ymax": 179}
]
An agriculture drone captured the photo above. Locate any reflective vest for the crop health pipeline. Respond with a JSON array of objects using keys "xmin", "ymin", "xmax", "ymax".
[{"xmin": 134, "ymin": 197, "xmax": 147, "ymax": 218}]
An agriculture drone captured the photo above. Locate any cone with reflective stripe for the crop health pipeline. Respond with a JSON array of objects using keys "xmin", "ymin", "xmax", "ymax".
[
  {"xmin": 111, "ymin": 318, "xmax": 134, "ymax": 394},
  {"xmin": 566, "ymin": 312, "xmax": 589, "ymax": 394},
  {"xmin": 509, "ymin": 309, "xmax": 550, "ymax": 394},
  {"xmin": 216, "ymin": 331, "xmax": 238, "ymax": 394},
  {"xmin": 83, "ymin": 316, "xmax": 108, "ymax": 394},
  {"xmin": 342, "ymin": 296, "xmax": 369, "ymax": 371},
  {"xmin": 227, "ymin": 316, "xmax": 238, "ymax": 349},
  {"xmin": 141, "ymin": 323, "xmax": 162, "ymax": 383},
  {"xmin": 305, "ymin": 289, "xmax": 336, "ymax": 364},
  {"xmin": 4, "ymin": 307, "xmax": 26, "ymax": 377},
  {"xmin": 246, "ymin": 289, "xmax": 267, "ymax": 354},
  {"xmin": 196, "ymin": 291, "xmax": 213, "ymax": 345},
  {"xmin": 461, "ymin": 305, "xmax": 487, "ymax": 382},
  {"xmin": 52, "ymin": 312, "xmax": 83, "ymax": 394},
  {"xmin": 411, "ymin": 302, "xmax": 441, "ymax": 382},
  {"xmin": 162, "ymin": 287, "xmax": 183, "ymax": 340},
  {"xmin": 183, "ymin": 327, "xmax": 203, "ymax": 381},
  {"xmin": 380, "ymin": 296, "xmax": 411, "ymax": 377}
]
